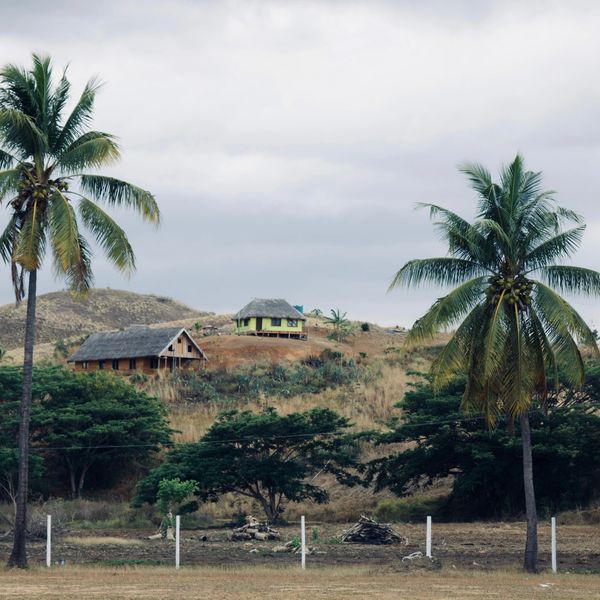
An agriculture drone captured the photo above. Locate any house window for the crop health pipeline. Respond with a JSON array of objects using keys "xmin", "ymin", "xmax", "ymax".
[
  {"xmin": 188, "ymin": 345, "xmax": 192, "ymax": 353},
  {"xmin": 98, "ymin": 360, "xmax": 105, "ymax": 370},
  {"xmin": 82, "ymin": 361, "xmax": 89, "ymax": 369},
  {"xmin": 271, "ymin": 318, "xmax": 282, "ymax": 327},
  {"xmin": 243, "ymin": 318, "xmax": 250, "ymax": 327},
  {"xmin": 177, "ymin": 338, "xmax": 182, "ymax": 344},
  {"xmin": 287, "ymin": 319, "xmax": 298, "ymax": 327},
  {"xmin": 112, "ymin": 359, "xmax": 119, "ymax": 370},
  {"xmin": 150, "ymin": 357, "xmax": 159, "ymax": 369},
  {"xmin": 129, "ymin": 358, "xmax": 137, "ymax": 370}
]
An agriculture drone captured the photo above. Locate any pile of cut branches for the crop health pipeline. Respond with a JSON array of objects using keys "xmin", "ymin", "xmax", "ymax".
[{"xmin": 340, "ymin": 515, "xmax": 406, "ymax": 545}]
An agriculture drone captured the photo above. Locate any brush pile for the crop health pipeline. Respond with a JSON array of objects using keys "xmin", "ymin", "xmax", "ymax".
[
  {"xmin": 340, "ymin": 515, "xmax": 406, "ymax": 545},
  {"xmin": 229, "ymin": 516, "xmax": 282, "ymax": 541}
]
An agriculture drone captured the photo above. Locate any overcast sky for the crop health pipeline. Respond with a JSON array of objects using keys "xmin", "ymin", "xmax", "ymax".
[{"xmin": 1, "ymin": 0, "xmax": 600, "ymax": 327}]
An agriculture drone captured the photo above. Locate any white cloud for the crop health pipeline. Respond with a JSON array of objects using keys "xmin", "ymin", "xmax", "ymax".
[{"xmin": 1, "ymin": 0, "xmax": 600, "ymax": 326}]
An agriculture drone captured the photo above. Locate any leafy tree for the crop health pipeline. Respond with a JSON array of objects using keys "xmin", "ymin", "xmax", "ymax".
[
  {"xmin": 134, "ymin": 407, "xmax": 361, "ymax": 522},
  {"xmin": 0, "ymin": 366, "xmax": 172, "ymax": 498},
  {"xmin": 369, "ymin": 377, "xmax": 600, "ymax": 519},
  {"xmin": 156, "ymin": 478, "xmax": 198, "ymax": 536},
  {"xmin": 0, "ymin": 54, "xmax": 159, "ymax": 567},
  {"xmin": 325, "ymin": 309, "xmax": 354, "ymax": 342},
  {"xmin": 390, "ymin": 155, "xmax": 600, "ymax": 571}
]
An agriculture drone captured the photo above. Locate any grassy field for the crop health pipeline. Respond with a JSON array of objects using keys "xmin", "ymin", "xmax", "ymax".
[{"xmin": 1, "ymin": 566, "xmax": 599, "ymax": 600}]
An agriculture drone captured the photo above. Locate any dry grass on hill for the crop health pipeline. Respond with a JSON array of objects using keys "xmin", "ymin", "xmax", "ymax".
[{"xmin": 0, "ymin": 288, "xmax": 205, "ymax": 351}]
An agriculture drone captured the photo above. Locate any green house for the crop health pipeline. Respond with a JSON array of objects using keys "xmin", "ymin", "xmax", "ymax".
[{"xmin": 233, "ymin": 298, "xmax": 307, "ymax": 340}]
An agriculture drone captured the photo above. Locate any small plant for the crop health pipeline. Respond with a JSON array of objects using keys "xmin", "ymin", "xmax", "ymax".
[
  {"xmin": 53, "ymin": 339, "xmax": 69, "ymax": 358},
  {"xmin": 360, "ymin": 322, "xmax": 370, "ymax": 332},
  {"xmin": 156, "ymin": 478, "xmax": 198, "ymax": 538},
  {"xmin": 290, "ymin": 535, "xmax": 301, "ymax": 549},
  {"xmin": 311, "ymin": 526, "xmax": 319, "ymax": 541},
  {"xmin": 325, "ymin": 309, "xmax": 354, "ymax": 342},
  {"xmin": 193, "ymin": 321, "xmax": 202, "ymax": 333}
]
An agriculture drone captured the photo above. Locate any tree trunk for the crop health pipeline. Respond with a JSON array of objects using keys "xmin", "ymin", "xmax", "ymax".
[
  {"xmin": 520, "ymin": 410, "xmax": 538, "ymax": 573},
  {"xmin": 7, "ymin": 269, "xmax": 37, "ymax": 569}
]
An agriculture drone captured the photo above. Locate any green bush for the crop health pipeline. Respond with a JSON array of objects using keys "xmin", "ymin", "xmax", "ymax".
[
  {"xmin": 374, "ymin": 496, "xmax": 446, "ymax": 523},
  {"xmin": 360, "ymin": 322, "xmax": 370, "ymax": 332},
  {"xmin": 182, "ymin": 356, "xmax": 361, "ymax": 403}
]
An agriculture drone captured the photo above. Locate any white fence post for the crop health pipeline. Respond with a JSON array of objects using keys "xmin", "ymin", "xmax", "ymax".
[
  {"xmin": 551, "ymin": 516, "xmax": 557, "ymax": 573},
  {"xmin": 175, "ymin": 515, "xmax": 181, "ymax": 569},
  {"xmin": 426, "ymin": 515, "xmax": 432, "ymax": 558},
  {"xmin": 300, "ymin": 515, "xmax": 306, "ymax": 569},
  {"xmin": 46, "ymin": 514, "xmax": 51, "ymax": 568}
]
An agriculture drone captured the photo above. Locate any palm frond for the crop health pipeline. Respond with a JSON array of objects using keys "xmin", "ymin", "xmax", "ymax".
[
  {"xmin": 56, "ymin": 131, "xmax": 120, "ymax": 172},
  {"xmin": 430, "ymin": 302, "xmax": 484, "ymax": 391},
  {"xmin": 78, "ymin": 175, "xmax": 160, "ymax": 224},
  {"xmin": 407, "ymin": 276, "xmax": 486, "ymax": 344},
  {"xmin": 0, "ymin": 168, "xmax": 18, "ymax": 203},
  {"xmin": 78, "ymin": 198, "xmax": 135, "ymax": 272},
  {"xmin": 0, "ymin": 148, "xmax": 16, "ymax": 168},
  {"xmin": 540, "ymin": 265, "xmax": 600, "ymax": 297},
  {"xmin": 389, "ymin": 258, "xmax": 485, "ymax": 291},
  {"xmin": 533, "ymin": 280, "xmax": 599, "ymax": 356},
  {"xmin": 48, "ymin": 190, "xmax": 82, "ymax": 274},
  {"xmin": 54, "ymin": 78, "xmax": 101, "ymax": 153},
  {"xmin": 14, "ymin": 199, "xmax": 46, "ymax": 269},
  {"xmin": 0, "ymin": 107, "xmax": 47, "ymax": 157},
  {"xmin": 524, "ymin": 226, "xmax": 585, "ymax": 270},
  {"xmin": 0, "ymin": 213, "xmax": 17, "ymax": 263}
]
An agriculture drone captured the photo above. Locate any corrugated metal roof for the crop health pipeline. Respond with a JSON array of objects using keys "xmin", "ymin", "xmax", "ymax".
[
  {"xmin": 68, "ymin": 326, "xmax": 206, "ymax": 362},
  {"xmin": 233, "ymin": 298, "xmax": 307, "ymax": 321}
]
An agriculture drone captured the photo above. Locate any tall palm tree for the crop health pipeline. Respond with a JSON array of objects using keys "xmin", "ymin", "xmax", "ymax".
[
  {"xmin": 0, "ymin": 54, "xmax": 159, "ymax": 568},
  {"xmin": 390, "ymin": 155, "xmax": 600, "ymax": 572}
]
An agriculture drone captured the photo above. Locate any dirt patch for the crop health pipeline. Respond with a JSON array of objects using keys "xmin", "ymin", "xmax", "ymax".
[{"xmin": 1, "ymin": 522, "xmax": 598, "ymax": 572}]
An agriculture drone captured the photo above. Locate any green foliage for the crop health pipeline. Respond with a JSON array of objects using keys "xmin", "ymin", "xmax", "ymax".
[
  {"xmin": 156, "ymin": 478, "xmax": 198, "ymax": 517},
  {"xmin": 370, "ymin": 375, "xmax": 600, "ymax": 519},
  {"xmin": 182, "ymin": 354, "xmax": 360, "ymax": 402},
  {"xmin": 0, "ymin": 53, "xmax": 159, "ymax": 301},
  {"xmin": 0, "ymin": 365, "xmax": 172, "ymax": 498},
  {"xmin": 390, "ymin": 155, "xmax": 600, "ymax": 422},
  {"xmin": 311, "ymin": 526, "xmax": 319, "ymax": 541},
  {"xmin": 360, "ymin": 322, "xmax": 370, "ymax": 332},
  {"xmin": 53, "ymin": 338, "xmax": 69, "ymax": 358},
  {"xmin": 193, "ymin": 321, "xmax": 202, "ymax": 333},
  {"xmin": 134, "ymin": 407, "xmax": 362, "ymax": 522},
  {"xmin": 325, "ymin": 309, "xmax": 354, "ymax": 342},
  {"xmin": 374, "ymin": 497, "xmax": 446, "ymax": 523}
]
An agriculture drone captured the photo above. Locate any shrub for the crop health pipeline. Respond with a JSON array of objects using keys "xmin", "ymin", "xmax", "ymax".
[
  {"xmin": 374, "ymin": 496, "xmax": 446, "ymax": 523},
  {"xmin": 360, "ymin": 322, "xmax": 370, "ymax": 332}
]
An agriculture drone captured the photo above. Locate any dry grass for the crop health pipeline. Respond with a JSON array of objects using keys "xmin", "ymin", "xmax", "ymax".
[
  {"xmin": 0, "ymin": 566, "xmax": 598, "ymax": 600},
  {"xmin": 62, "ymin": 536, "xmax": 143, "ymax": 546}
]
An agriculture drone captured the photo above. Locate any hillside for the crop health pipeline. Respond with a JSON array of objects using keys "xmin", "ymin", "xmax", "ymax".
[{"xmin": 0, "ymin": 289, "xmax": 206, "ymax": 351}]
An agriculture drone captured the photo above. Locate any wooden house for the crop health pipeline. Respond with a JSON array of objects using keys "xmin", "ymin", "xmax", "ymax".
[
  {"xmin": 68, "ymin": 325, "xmax": 207, "ymax": 374},
  {"xmin": 233, "ymin": 299, "xmax": 307, "ymax": 340}
]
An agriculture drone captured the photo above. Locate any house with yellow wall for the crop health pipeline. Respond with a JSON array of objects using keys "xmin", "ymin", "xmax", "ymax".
[{"xmin": 233, "ymin": 298, "xmax": 307, "ymax": 340}]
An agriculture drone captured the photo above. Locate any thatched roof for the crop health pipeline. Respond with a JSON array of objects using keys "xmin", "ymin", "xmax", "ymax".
[
  {"xmin": 68, "ymin": 326, "xmax": 206, "ymax": 362},
  {"xmin": 233, "ymin": 299, "xmax": 306, "ymax": 321}
]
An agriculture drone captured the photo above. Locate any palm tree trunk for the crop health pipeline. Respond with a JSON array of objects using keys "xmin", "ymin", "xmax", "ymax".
[
  {"xmin": 520, "ymin": 410, "xmax": 538, "ymax": 573},
  {"xmin": 7, "ymin": 269, "xmax": 37, "ymax": 569}
]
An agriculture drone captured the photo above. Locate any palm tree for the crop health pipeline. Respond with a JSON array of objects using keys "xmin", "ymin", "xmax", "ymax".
[
  {"xmin": 0, "ymin": 54, "xmax": 159, "ymax": 568},
  {"xmin": 390, "ymin": 155, "xmax": 600, "ymax": 572},
  {"xmin": 325, "ymin": 308, "xmax": 353, "ymax": 341}
]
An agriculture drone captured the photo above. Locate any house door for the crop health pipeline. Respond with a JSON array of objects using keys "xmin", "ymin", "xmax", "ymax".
[{"xmin": 256, "ymin": 317, "xmax": 263, "ymax": 331}]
